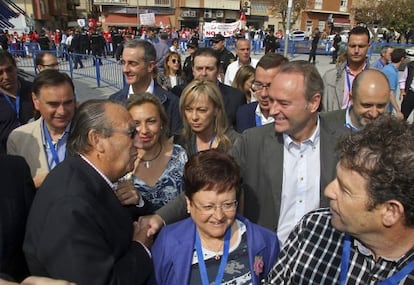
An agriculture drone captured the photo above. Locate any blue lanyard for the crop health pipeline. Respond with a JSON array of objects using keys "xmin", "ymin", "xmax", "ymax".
[
  {"xmin": 195, "ymin": 134, "xmax": 216, "ymax": 153},
  {"xmin": 340, "ymin": 235, "xmax": 414, "ymax": 284},
  {"xmin": 43, "ymin": 122, "xmax": 61, "ymax": 168},
  {"xmin": 2, "ymin": 92, "xmax": 20, "ymax": 120},
  {"xmin": 195, "ymin": 227, "xmax": 231, "ymax": 285},
  {"xmin": 255, "ymin": 113, "xmax": 262, "ymax": 127}
]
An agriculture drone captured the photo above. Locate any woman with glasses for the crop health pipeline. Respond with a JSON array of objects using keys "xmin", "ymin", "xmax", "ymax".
[
  {"xmin": 116, "ymin": 93, "xmax": 187, "ymax": 212},
  {"xmin": 175, "ymin": 79, "xmax": 239, "ymax": 156},
  {"xmin": 151, "ymin": 149, "xmax": 280, "ymax": 285},
  {"xmin": 157, "ymin": 52, "xmax": 185, "ymax": 91}
]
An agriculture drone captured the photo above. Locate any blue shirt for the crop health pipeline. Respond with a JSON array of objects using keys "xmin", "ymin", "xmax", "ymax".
[{"xmin": 382, "ymin": 63, "xmax": 399, "ymax": 111}]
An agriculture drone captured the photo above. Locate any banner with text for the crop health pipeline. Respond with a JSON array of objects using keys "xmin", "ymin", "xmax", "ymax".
[{"xmin": 203, "ymin": 21, "xmax": 241, "ymax": 38}]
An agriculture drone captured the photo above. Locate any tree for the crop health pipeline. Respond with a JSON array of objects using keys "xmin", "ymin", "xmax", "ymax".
[{"xmin": 265, "ymin": 0, "xmax": 308, "ymax": 31}]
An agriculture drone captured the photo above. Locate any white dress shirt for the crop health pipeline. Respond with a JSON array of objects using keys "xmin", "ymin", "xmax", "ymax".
[
  {"xmin": 277, "ymin": 118, "xmax": 321, "ymax": 244},
  {"xmin": 223, "ymin": 58, "xmax": 258, "ymax": 86}
]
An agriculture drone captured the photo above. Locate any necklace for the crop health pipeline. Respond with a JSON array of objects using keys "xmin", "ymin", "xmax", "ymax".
[
  {"xmin": 200, "ymin": 236, "xmax": 225, "ymax": 260},
  {"xmin": 138, "ymin": 143, "xmax": 163, "ymax": 168}
]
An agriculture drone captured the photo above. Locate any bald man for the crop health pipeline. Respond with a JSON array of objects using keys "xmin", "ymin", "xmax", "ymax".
[{"xmin": 323, "ymin": 68, "xmax": 391, "ymax": 132}]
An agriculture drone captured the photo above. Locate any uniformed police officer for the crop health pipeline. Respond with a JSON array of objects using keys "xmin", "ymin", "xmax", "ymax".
[
  {"xmin": 183, "ymin": 37, "xmax": 198, "ymax": 83},
  {"xmin": 90, "ymin": 29, "xmax": 105, "ymax": 65},
  {"xmin": 211, "ymin": 34, "xmax": 235, "ymax": 82}
]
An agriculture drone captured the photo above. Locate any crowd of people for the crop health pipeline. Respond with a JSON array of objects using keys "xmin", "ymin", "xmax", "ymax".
[{"xmin": 1, "ymin": 24, "xmax": 414, "ymax": 285}]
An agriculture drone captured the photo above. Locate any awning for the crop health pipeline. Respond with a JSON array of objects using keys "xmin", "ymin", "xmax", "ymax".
[
  {"xmin": 0, "ymin": 0, "xmax": 25, "ymax": 29},
  {"xmin": 104, "ymin": 14, "xmax": 171, "ymax": 27},
  {"xmin": 332, "ymin": 18, "xmax": 350, "ymax": 28}
]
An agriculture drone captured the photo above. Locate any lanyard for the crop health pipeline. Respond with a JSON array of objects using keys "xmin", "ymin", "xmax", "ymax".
[
  {"xmin": 43, "ymin": 122, "xmax": 61, "ymax": 168},
  {"xmin": 2, "ymin": 92, "xmax": 20, "ymax": 120},
  {"xmin": 345, "ymin": 65, "xmax": 352, "ymax": 108},
  {"xmin": 340, "ymin": 235, "xmax": 414, "ymax": 285},
  {"xmin": 255, "ymin": 113, "xmax": 262, "ymax": 127},
  {"xmin": 195, "ymin": 227, "xmax": 231, "ymax": 285},
  {"xmin": 195, "ymin": 134, "xmax": 216, "ymax": 153}
]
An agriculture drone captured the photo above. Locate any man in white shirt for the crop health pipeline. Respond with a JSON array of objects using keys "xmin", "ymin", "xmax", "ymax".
[{"xmin": 224, "ymin": 38, "xmax": 258, "ymax": 86}]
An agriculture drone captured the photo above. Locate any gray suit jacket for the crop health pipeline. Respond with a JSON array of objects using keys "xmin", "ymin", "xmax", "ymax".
[
  {"xmin": 7, "ymin": 118, "xmax": 48, "ymax": 178},
  {"xmin": 157, "ymin": 113, "xmax": 346, "ymax": 232}
]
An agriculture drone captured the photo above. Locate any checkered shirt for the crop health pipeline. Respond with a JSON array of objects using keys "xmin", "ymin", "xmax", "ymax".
[{"xmin": 267, "ymin": 208, "xmax": 414, "ymax": 284}]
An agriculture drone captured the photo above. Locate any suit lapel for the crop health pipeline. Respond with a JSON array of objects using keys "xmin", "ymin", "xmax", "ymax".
[{"xmin": 33, "ymin": 119, "xmax": 49, "ymax": 173}]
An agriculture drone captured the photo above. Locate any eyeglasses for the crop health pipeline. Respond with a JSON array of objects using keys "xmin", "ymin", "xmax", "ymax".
[
  {"xmin": 171, "ymin": 58, "xmax": 180, "ymax": 64},
  {"xmin": 251, "ymin": 81, "xmax": 271, "ymax": 92},
  {"xmin": 41, "ymin": 63, "xmax": 59, "ymax": 68},
  {"xmin": 192, "ymin": 200, "xmax": 238, "ymax": 215},
  {"xmin": 110, "ymin": 127, "xmax": 137, "ymax": 139}
]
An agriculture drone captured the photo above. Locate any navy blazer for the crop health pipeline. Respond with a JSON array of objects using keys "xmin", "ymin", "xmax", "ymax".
[
  {"xmin": 24, "ymin": 155, "xmax": 153, "ymax": 285},
  {"xmin": 109, "ymin": 82, "xmax": 182, "ymax": 136},
  {"xmin": 236, "ymin": 102, "xmax": 258, "ymax": 133},
  {"xmin": 171, "ymin": 81, "xmax": 246, "ymax": 127},
  {"xmin": 151, "ymin": 216, "xmax": 279, "ymax": 285},
  {"xmin": 0, "ymin": 155, "xmax": 35, "ymax": 281}
]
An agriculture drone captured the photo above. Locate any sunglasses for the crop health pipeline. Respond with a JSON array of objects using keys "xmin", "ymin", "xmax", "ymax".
[{"xmin": 171, "ymin": 58, "xmax": 180, "ymax": 64}]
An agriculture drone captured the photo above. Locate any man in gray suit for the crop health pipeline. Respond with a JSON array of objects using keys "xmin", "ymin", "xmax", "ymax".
[
  {"xmin": 141, "ymin": 61, "xmax": 345, "ymax": 244},
  {"xmin": 7, "ymin": 70, "xmax": 76, "ymax": 188}
]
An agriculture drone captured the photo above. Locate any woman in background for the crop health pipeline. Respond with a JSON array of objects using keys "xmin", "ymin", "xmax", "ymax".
[
  {"xmin": 175, "ymin": 79, "xmax": 239, "ymax": 156},
  {"xmin": 232, "ymin": 65, "xmax": 256, "ymax": 103},
  {"xmin": 157, "ymin": 52, "xmax": 185, "ymax": 91}
]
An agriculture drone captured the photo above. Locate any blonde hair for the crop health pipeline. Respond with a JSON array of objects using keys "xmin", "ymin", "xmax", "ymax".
[
  {"xmin": 232, "ymin": 65, "xmax": 255, "ymax": 101},
  {"xmin": 179, "ymin": 79, "xmax": 230, "ymax": 149}
]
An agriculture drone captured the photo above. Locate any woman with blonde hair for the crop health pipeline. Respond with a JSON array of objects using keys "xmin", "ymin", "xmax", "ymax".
[
  {"xmin": 232, "ymin": 65, "xmax": 256, "ymax": 103},
  {"xmin": 156, "ymin": 52, "xmax": 186, "ymax": 91},
  {"xmin": 175, "ymin": 79, "xmax": 239, "ymax": 156}
]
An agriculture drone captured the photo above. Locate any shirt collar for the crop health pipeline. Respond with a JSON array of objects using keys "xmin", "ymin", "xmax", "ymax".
[
  {"xmin": 41, "ymin": 118, "xmax": 71, "ymax": 145},
  {"xmin": 79, "ymin": 154, "xmax": 117, "ymax": 190},
  {"xmin": 128, "ymin": 78, "xmax": 154, "ymax": 98},
  {"xmin": 283, "ymin": 117, "xmax": 320, "ymax": 149},
  {"xmin": 345, "ymin": 106, "xmax": 360, "ymax": 131}
]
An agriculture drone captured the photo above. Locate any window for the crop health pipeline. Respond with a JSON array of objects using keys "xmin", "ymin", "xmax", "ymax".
[{"xmin": 314, "ymin": 0, "xmax": 323, "ymax": 9}]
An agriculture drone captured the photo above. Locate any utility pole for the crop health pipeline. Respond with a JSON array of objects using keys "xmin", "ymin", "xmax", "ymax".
[{"xmin": 284, "ymin": 0, "xmax": 293, "ymax": 57}]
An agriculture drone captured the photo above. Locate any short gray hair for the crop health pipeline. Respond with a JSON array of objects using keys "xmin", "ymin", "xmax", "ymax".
[
  {"xmin": 67, "ymin": 99, "xmax": 115, "ymax": 156},
  {"xmin": 123, "ymin": 39, "xmax": 156, "ymax": 62}
]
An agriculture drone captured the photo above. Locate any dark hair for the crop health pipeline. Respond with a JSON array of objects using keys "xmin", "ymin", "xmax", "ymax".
[
  {"xmin": 123, "ymin": 39, "xmax": 156, "ymax": 62},
  {"xmin": 278, "ymin": 60, "xmax": 323, "ymax": 111},
  {"xmin": 338, "ymin": 115, "xmax": 414, "ymax": 226},
  {"xmin": 0, "ymin": 50, "xmax": 16, "ymax": 67},
  {"xmin": 67, "ymin": 99, "xmax": 114, "ymax": 156},
  {"xmin": 184, "ymin": 149, "xmax": 240, "ymax": 200},
  {"xmin": 126, "ymin": 92, "xmax": 169, "ymax": 141},
  {"xmin": 348, "ymin": 26, "xmax": 370, "ymax": 42},
  {"xmin": 32, "ymin": 69, "xmax": 75, "ymax": 95},
  {"xmin": 256, "ymin": 53, "xmax": 288, "ymax": 70},
  {"xmin": 390, "ymin": 48, "xmax": 406, "ymax": 63},
  {"xmin": 192, "ymin": 48, "xmax": 220, "ymax": 69}
]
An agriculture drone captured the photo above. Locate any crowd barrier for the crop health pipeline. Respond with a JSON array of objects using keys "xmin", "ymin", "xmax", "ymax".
[{"xmin": 12, "ymin": 44, "xmax": 125, "ymax": 90}]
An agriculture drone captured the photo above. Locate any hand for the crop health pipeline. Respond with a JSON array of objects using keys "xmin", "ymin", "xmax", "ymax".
[
  {"xmin": 19, "ymin": 276, "xmax": 76, "ymax": 285},
  {"xmin": 400, "ymin": 89, "xmax": 406, "ymax": 100},
  {"xmin": 115, "ymin": 180, "xmax": 140, "ymax": 205},
  {"xmin": 395, "ymin": 111, "xmax": 405, "ymax": 121},
  {"xmin": 138, "ymin": 214, "xmax": 165, "ymax": 238},
  {"xmin": 33, "ymin": 173, "xmax": 49, "ymax": 189},
  {"xmin": 132, "ymin": 219, "xmax": 153, "ymax": 248}
]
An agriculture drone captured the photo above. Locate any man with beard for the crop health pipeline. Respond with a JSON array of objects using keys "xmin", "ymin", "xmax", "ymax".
[{"xmin": 323, "ymin": 69, "xmax": 390, "ymax": 132}]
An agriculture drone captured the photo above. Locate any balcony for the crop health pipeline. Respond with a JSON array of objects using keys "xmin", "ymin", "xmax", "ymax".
[{"xmin": 93, "ymin": 0, "xmax": 127, "ymax": 4}]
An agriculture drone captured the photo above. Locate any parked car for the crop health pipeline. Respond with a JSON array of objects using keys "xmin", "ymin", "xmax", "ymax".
[
  {"xmin": 289, "ymin": 30, "xmax": 309, "ymax": 41},
  {"xmin": 327, "ymin": 30, "xmax": 349, "ymax": 43},
  {"xmin": 406, "ymin": 46, "xmax": 414, "ymax": 61}
]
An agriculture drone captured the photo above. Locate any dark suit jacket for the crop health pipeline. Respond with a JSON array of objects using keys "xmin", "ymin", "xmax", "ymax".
[
  {"xmin": 236, "ymin": 102, "xmax": 258, "ymax": 133},
  {"xmin": 109, "ymin": 82, "xmax": 182, "ymax": 136},
  {"xmin": 0, "ymin": 155, "xmax": 35, "ymax": 282},
  {"xmin": 157, "ymin": 113, "xmax": 345, "ymax": 231},
  {"xmin": 171, "ymin": 81, "xmax": 246, "ymax": 127},
  {"xmin": 24, "ymin": 155, "xmax": 153, "ymax": 285}
]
